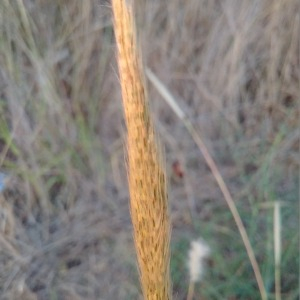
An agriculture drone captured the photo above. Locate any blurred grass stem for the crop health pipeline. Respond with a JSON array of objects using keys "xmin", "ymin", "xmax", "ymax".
[
  {"xmin": 274, "ymin": 201, "xmax": 282, "ymax": 300},
  {"xmin": 146, "ymin": 68, "xmax": 268, "ymax": 300}
]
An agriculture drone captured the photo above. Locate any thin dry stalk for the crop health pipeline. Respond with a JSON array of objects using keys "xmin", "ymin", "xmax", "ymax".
[
  {"xmin": 146, "ymin": 68, "xmax": 268, "ymax": 300},
  {"xmin": 186, "ymin": 282, "xmax": 195, "ymax": 300},
  {"xmin": 112, "ymin": 1, "xmax": 172, "ymax": 299},
  {"xmin": 274, "ymin": 201, "xmax": 282, "ymax": 300}
]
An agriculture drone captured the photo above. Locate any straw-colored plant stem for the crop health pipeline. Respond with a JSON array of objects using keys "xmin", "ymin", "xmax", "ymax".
[
  {"xmin": 112, "ymin": 1, "xmax": 172, "ymax": 299},
  {"xmin": 146, "ymin": 69, "xmax": 268, "ymax": 300},
  {"xmin": 186, "ymin": 281, "xmax": 195, "ymax": 300}
]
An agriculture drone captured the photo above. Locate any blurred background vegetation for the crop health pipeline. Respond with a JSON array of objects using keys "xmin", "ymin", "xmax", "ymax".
[{"xmin": 0, "ymin": 0, "xmax": 299, "ymax": 299}]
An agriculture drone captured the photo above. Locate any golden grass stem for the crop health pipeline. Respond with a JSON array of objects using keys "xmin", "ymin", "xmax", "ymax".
[
  {"xmin": 112, "ymin": 1, "xmax": 172, "ymax": 299},
  {"xmin": 146, "ymin": 68, "xmax": 268, "ymax": 300}
]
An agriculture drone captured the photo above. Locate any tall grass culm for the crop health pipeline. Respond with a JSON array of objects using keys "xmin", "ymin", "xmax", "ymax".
[{"xmin": 111, "ymin": 1, "xmax": 172, "ymax": 299}]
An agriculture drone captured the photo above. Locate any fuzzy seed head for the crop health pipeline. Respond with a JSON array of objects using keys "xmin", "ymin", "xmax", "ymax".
[
  {"xmin": 112, "ymin": 0, "xmax": 172, "ymax": 299},
  {"xmin": 188, "ymin": 239, "xmax": 210, "ymax": 282}
]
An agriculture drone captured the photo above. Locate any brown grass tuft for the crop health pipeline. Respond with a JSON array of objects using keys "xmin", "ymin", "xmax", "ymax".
[{"xmin": 112, "ymin": 0, "xmax": 172, "ymax": 299}]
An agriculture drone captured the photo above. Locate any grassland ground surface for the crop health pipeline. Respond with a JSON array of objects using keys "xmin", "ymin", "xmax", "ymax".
[{"xmin": 0, "ymin": 1, "xmax": 299, "ymax": 299}]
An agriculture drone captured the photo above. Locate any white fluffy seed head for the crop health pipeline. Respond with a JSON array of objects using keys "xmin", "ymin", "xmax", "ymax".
[{"xmin": 188, "ymin": 239, "xmax": 210, "ymax": 282}]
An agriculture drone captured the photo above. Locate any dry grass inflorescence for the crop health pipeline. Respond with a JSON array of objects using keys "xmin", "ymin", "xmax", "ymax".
[
  {"xmin": 0, "ymin": 0, "xmax": 299, "ymax": 299},
  {"xmin": 112, "ymin": 0, "xmax": 171, "ymax": 299}
]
